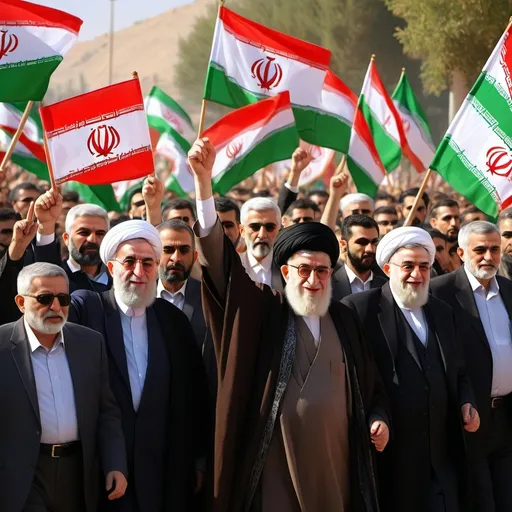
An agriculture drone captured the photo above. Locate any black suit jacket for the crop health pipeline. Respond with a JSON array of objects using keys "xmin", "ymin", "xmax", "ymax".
[
  {"xmin": 69, "ymin": 289, "xmax": 210, "ymax": 512},
  {"xmin": 0, "ymin": 319, "xmax": 127, "ymax": 512},
  {"xmin": 0, "ymin": 255, "xmax": 23, "ymax": 325},
  {"xmin": 431, "ymin": 266, "xmax": 512, "ymax": 459},
  {"xmin": 331, "ymin": 263, "xmax": 387, "ymax": 302}
]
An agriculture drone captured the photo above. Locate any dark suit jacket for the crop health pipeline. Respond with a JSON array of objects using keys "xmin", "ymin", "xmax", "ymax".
[
  {"xmin": 0, "ymin": 255, "xmax": 23, "ymax": 325},
  {"xmin": 69, "ymin": 289, "xmax": 210, "ymax": 512},
  {"xmin": 431, "ymin": 266, "xmax": 512, "ymax": 459},
  {"xmin": 331, "ymin": 263, "xmax": 387, "ymax": 302},
  {"xmin": 0, "ymin": 319, "xmax": 127, "ymax": 512},
  {"xmin": 277, "ymin": 183, "xmax": 298, "ymax": 214}
]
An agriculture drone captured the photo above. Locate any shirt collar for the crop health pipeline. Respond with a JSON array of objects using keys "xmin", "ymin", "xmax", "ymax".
[
  {"xmin": 24, "ymin": 318, "xmax": 64, "ymax": 352},
  {"xmin": 114, "ymin": 289, "xmax": 146, "ymax": 317},
  {"xmin": 157, "ymin": 279, "xmax": 187, "ymax": 299},
  {"xmin": 67, "ymin": 259, "xmax": 109, "ymax": 285},
  {"xmin": 345, "ymin": 264, "xmax": 373, "ymax": 285},
  {"xmin": 247, "ymin": 250, "xmax": 273, "ymax": 272},
  {"xmin": 464, "ymin": 264, "xmax": 500, "ymax": 298}
]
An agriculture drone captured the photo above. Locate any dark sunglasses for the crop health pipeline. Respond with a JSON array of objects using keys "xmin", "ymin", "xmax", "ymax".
[
  {"xmin": 248, "ymin": 222, "xmax": 278, "ymax": 233},
  {"xmin": 132, "ymin": 199, "xmax": 145, "ymax": 208},
  {"xmin": 24, "ymin": 293, "xmax": 71, "ymax": 307},
  {"xmin": 292, "ymin": 217, "xmax": 314, "ymax": 224}
]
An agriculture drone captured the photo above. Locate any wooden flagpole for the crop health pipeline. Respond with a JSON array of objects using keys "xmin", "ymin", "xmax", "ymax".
[
  {"xmin": 0, "ymin": 101, "xmax": 34, "ymax": 173},
  {"xmin": 403, "ymin": 168, "xmax": 432, "ymax": 226},
  {"xmin": 38, "ymin": 99, "xmax": 57, "ymax": 191}
]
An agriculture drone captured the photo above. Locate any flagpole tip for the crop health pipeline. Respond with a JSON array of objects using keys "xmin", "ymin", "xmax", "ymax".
[
  {"xmin": 132, "ymin": 71, "xmax": 139, "ymax": 79},
  {"xmin": 371, "ymin": 54, "xmax": 376, "ymax": 61},
  {"xmin": 402, "ymin": 67, "xmax": 406, "ymax": 73}
]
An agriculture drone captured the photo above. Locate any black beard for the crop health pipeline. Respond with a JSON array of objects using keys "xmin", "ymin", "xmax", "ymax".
[
  {"xmin": 347, "ymin": 249, "xmax": 375, "ymax": 273},
  {"xmin": 70, "ymin": 241, "xmax": 101, "ymax": 266},
  {"xmin": 158, "ymin": 263, "xmax": 191, "ymax": 284}
]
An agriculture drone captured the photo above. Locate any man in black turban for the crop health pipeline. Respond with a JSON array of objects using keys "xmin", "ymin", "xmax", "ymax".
[{"xmin": 188, "ymin": 137, "xmax": 391, "ymax": 512}]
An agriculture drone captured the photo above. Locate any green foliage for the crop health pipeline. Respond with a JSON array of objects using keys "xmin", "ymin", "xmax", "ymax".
[{"xmin": 384, "ymin": 0, "xmax": 512, "ymax": 95}]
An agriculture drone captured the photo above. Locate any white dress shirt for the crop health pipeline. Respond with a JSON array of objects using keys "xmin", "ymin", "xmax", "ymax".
[
  {"xmin": 114, "ymin": 291, "xmax": 149, "ymax": 411},
  {"xmin": 345, "ymin": 265, "xmax": 374, "ymax": 294},
  {"xmin": 157, "ymin": 279, "xmax": 187, "ymax": 311},
  {"xmin": 465, "ymin": 266, "xmax": 512, "ymax": 397},
  {"xmin": 391, "ymin": 289, "xmax": 428, "ymax": 346},
  {"xmin": 25, "ymin": 319, "xmax": 79, "ymax": 444}
]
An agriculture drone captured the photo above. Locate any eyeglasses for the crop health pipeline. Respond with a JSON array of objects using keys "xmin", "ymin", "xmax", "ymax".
[
  {"xmin": 132, "ymin": 199, "xmax": 145, "ymax": 208},
  {"xmin": 288, "ymin": 264, "xmax": 332, "ymax": 280},
  {"xmin": 24, "ymin": 293, "xmax": 71, "ymax": 307},
  {"xmin": 292, "ymin": 217, "xmax": 314, "ymax": 224},
  {"xmin": 111, "ymin": 257, "xmax": 157, "ymax": 271},
  {"xmin": 247, "ymin": 222, "xmax": 278, "ymax": 233},
  {"xmin": 389, "ymin": 262, "xmax": 431, "ymax": 273}
]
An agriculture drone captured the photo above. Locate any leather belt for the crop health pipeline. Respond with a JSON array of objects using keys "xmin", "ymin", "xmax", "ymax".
[
  {"xmin": 491, "ymin": 396, "xmax": 507, "ymax": 409},
  {"xmin": 40, "ymin": 441, "xmax": 81, "ymax": 458}
]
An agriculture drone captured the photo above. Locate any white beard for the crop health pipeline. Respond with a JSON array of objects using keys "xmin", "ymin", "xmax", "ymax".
[
  {"xmin": 284, "ymin": 272, "xmax": 332, "ymax": 317},
  {"xmin": 113, "ymin": 273, "xmax": 157, "ymax": 309},
  {"xmin": 25, "ymin": 309, "xmax": 67, "ymax": 335},
  {"xmin": 390, "ymin": 278, "xmax": 429, "ymax": 309},
  {"xmin": 465, "ymin": 259, "xmax": 498, "ymax": 280}
]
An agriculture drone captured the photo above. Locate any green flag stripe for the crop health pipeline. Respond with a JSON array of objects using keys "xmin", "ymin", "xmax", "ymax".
[
  {"xmin": 165, "ymin": 175, "xmax": 189, "ymax": 198},
  {"xmin": 148, "ymin": 86, "xmax": 193, "ymax": 128},
  {"xmin": 346, "ymin": 155, "xmax": 379, "ymax": 197},
  {"xmin": 392, "ymin": 74, "xmax": 431, "ymax": 134}
]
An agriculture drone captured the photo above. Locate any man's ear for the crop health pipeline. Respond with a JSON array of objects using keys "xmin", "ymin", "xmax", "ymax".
[
  {"xmin": 340, "ymin": 239, "xmax": 348, "ymax": 254},
  {"xmin": 457, "ymin": 247, "xmax": 465, "ymax": 260},
  {"xmin": 15, "ymin": 294, "xmax": 25, "ymax": 314},
  {"xmin": 281, "ymin": 264, "xmax": 289, "ymax": 282},
  {"xmin": 239, "ymin": 223, "xmax": 245, "ymax": 238},
  {"xmin": 107, "ymin": 261, "xmax": 115, "ymax": 277},
  {"xmin": 382, "ymin": 263, "xmax": 391, "ymax": 278},
  {"xmin": 62, "ymin": 232, "xmax": 70, "ymax": 248},
  {"xmin": 193, "ymin": 250, "xmax": 198, "ymax": 264}
]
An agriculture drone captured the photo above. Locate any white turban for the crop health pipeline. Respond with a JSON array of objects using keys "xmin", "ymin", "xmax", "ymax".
[
  {"xmin": 100, "ymin": 219, "xmax": 163, "ymax": 265},
  {"xmin": 376, "ymin": 226, "xmax": 435, "ymax": 269}
]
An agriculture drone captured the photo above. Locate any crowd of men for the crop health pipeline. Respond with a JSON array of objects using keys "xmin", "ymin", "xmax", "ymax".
[{"xmin": 0, "ymin": 142, "xmax": 510, "ymax": 512}]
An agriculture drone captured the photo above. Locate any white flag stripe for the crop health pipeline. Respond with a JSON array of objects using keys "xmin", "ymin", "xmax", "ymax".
[
  {"xmin": 145, "ymin": 96, "xmax": 194, "ymax": 140},
  {"xmin": 47, "ymin": 110, "xmax": 151, "ymax": 182},
  {"xmin": 349, "ymin": 131, "xmax": 385, "ymax": 184},
  {"xmin": 0, "ymin": 25, "xmax": 77, "ymax": 66},
  {"xmin": 0, "ymin": 103, "xmax": 40, "ymax": 142},
  {"xmin": 0, "ymin": 131, "xmax": 33, "ymax": 156},
  {"xmin": 157, "ymin": 134, "xmax": 194, "ymax": 193},
  {"xmin": 321, "ymin": 88, "xmax": 355, "ymax": 125}
]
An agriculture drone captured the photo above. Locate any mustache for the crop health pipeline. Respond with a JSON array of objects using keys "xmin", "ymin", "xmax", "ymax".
[
  {"xmin": 166, "ymin": 263, "xmax": 186, "ymax": 272},
  {"xmin": 43, "ymin": 311, "xmax": 66, "ymax": 321},
  {"xmin": 80, "ymin": 242, "xmax": 100, "ymax": 253}
]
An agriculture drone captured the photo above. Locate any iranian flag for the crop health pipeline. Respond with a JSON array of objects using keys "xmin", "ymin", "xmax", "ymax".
[
  {"xmin": 0, "ymin": 0, "xmax": 82, "ymax": 102},
  {"xmin": 144, "ymin": 86, "xmax": 195, "ymax": 145},
  {"xmin": 0, "ymin": 102, "xmax": 121, "ymax": 211},
  {"xmin": 347, "ymin": 96, "xmax": 387, "ymax": 197},
  {"xmin": 204, "ymin": 6, "xmax": 330, "ymax": 143},
  {"xmin": 203, "ymin": 91, "xmax": 299, "ymax": 195},
  {"xmin": 358, "ymin": 57, "xmax": 408, "ymax": 172},
  {"xmin": 40, "ymin": 78, "xmax": 153, "ymax": 186},
  {"xmin": 392, "ymin": 70, "xmax": 435, "ymax": 172},
  {"xmin": 431, "ymin": 24, "xmax": 512, "ymax": 219}
]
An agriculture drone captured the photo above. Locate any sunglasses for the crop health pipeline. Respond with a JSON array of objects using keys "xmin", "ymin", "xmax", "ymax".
[
  {"xmin": 132, "ymin": 199, "xmax": 145, "ymax": 208},
  {"xmin": 288, "ymin": 264, "xmax": 332, "ymax": 280},
  {"xmin": 247, "ymin": 222, "xmax": 278, "ymax": 233},
  {"xmin": 24, "ymin": 293, "xmax": 71, "ymax": 307},
  {"xmin": 292, "ymin": 217, "xmax": 314, "ymax": 224}
]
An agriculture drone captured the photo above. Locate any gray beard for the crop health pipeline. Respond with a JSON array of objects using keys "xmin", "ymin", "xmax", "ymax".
[
  {"xmin": 113, "ymin": 273, "xmax": 157, "ymax": 309},
  {"xmin": 284, "ymin": 275, "xmax": 332, "ymax": 317},
  {"xmin": 25, "ymin": 309, "xmax": 67, "ymax": 335},
  {"xmin": 390, "ymin": 278, "xmax": 429, "ymax": 309}
]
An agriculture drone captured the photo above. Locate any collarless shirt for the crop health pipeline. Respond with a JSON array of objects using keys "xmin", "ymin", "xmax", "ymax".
[
  {"xmin": 345, "ymin": 265, "xmax": 374, "ymax": 294},
  {"xmin": 157, "ymin": 279, "xmax": 187, "ymax": 311},
  {"xmin": 67, "ymin": 258, "xmax": 109, "ymax": 285},
  {"xmin": 464, "ymin": 265, "xmax": 512, "ymax": 397},
  {"xmin": 114, "ymin": 290, "xmax": 148, "ymax": 411},
  {"xmin": 391, "ymin": 288, "xmax": 428, "ymax": 346},
  {"xmin": 25, "ymin": 319, "xmax": 79, "ymax": 444}
]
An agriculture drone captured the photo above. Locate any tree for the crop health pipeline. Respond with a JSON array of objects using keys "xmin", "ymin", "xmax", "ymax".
[{"xmin": 384, "ymin": 0, "xmax": 512, "ymax": 110}]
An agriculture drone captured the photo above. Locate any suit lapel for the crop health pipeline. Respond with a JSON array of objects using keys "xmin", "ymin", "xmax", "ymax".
[
  {"xmin": 183, "ymin": 278, "xmax": 200, "ymax": 323},
  {"xmin": 10, "ymin": 319, "xmax": 40, "ymax": 424},
  {"xmin": 271, "ymin": 261, "xmax": 284, "ymax": 292},
  {"xmin": 423, "ymin": 304, "xmax": 447, "ymax": 372},
  {"xmin": 332, "ymin": 264, "xmax": 352, "ymax": 301}
]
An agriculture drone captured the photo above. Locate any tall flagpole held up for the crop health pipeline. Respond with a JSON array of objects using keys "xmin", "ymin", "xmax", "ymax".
[{"xmin": 403, "ymin": 168, "xmax": 432, "ymax": 226}]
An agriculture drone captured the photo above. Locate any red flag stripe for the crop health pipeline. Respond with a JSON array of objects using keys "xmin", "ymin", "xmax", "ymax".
[
  {"xmin": 353, "ymin": 105, "xmax": 386, "ymax": 176},
  {"xmin": 324, "ymin": 70, "xmax": 357, "ymax": 106},
  {"xmin": 0, "ymin": 125, "xmax": 46, "ymax": 162}
]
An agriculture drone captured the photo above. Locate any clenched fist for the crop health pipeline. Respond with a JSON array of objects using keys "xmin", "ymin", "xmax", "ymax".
[{"xmin": 188, "ymin": 138, "xmax": 216, "ymax": 180}]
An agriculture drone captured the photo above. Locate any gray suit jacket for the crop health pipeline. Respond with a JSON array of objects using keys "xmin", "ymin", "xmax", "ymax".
[{"xmin": 0, "ymin": 318, "xmax": 127, "ymax": 512}]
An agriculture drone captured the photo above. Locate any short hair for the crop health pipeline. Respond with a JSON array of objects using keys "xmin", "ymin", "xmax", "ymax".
[
  {"xmin": 341, "ymin": 214, "xmax": 379, "ymax": 240},
  {"xmin": 0, "ymin": 208, "xmax": 19, "ymax": 222},
  {"xmin": 398, "ymin": 187, "xmax": 430, "ymax": 208},
  {"xmin": 460, "ymin": 205, "xmax": 487, "ymax": 225},
  {"xmin": 162, "ymin": 198, "xmax": 196, "ymax": 220},
  {"xmin": 157, "ymin": 219, "xmax": 195, "ymax": 250},
  {"xmin": 17, "ymin": 262, "xmax": 69, "ymax": 295},
  {"xmin": 307, "ymin": 189, "xmax": 329, "ymax": 200},
  {"xmin": 374, "ymin": 206, "xmax": 398, "ymax": 216},
  {"xmin": 458, "ymin": 220, "xmax": 499, "ymax": 251},
  {"xmin": 230, "ymin": 186, "xmax": 251, "ymax": 196},
  {"xmin": 425, "ymin": 227, "xmax": 449, "ymax": 242},
  {"xmin": 498, "ymin": 208, "xmax": 512, "ymax": 224},
  {"xmin": 252, "ymin": 190, "xmax": 272, "ymax": 198},
  {"xmin": 215, "ymin": 197, "xmax": 240, "ymax": 222},
  {"xmin": 65, "ymin": 204, "xmax": 110, "ymax": 234},
  {"xmin": 284, "ymin": 198, "xmax": 319, "ymax": 217},
  {"xmin": 8, "ymin": 182, "xmax": 40, "ymax": 202},
  {"xmin": 61, "ymin": 190, "xmax": 80, "ymax": 203},
  {"xmin": 375, "ymin": 190, "xmax": 395, "ymax": 203},
  {"xmin": 339, "ymin": 193, "xmax": 374, "ymax": 213},
  {"xmin": 127, "ymin": 187, "xmax": 143, "ymax": 207},
  {"xmin": 110, "ymin": 214, "xmax": 130, "ymax": 228},
  {"xmin": 430, "ymin": 199, "xmax": 459, "ymax": 219},
  {"xmin": 240, "ymin": 197, "xmax": 281, "ymax": 228}
]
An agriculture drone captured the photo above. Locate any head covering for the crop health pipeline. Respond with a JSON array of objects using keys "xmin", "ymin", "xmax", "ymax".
[
  {"xmin": 376, "ymin": 226, "xmax": 435, "ymax": 269},
  {"xmin": 273, "ymin": 223, "xmax": 340, "ymax": 268},
  {"xmin": 339, "ymin": 193, "xmax": 374, "ymax": 212},
  {"xmin": 100, "ymin": 219, "xmax": 163, "ymax": 265}
]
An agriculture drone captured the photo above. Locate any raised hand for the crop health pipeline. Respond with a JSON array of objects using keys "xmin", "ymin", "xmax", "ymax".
[
  {"xmin": 9, "ymin": 201, "xmax": 37, "ymax": 261},
  {"xmin": 330, "ymin": 172, "xmax": 349, "ymax": 196},
  {"xmin": 188, "ymin": 138, "xmax": 216, "ymax": 180},
  {"xmin": 34, "ymin": 186, "xmax": 62, "ymax": 235},
  {"xmin": 291, "ymin": 147, "xmax": 314, "ymax": 175},
  {"xmin": 142, "ymin": 175, "xmax": 164, "ymax": 210}
]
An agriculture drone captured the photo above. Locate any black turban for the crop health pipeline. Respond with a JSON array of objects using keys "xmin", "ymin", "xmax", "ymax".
[{"xmin": 273, "ymin": 223, "xmax": 340, "ymax": 268}]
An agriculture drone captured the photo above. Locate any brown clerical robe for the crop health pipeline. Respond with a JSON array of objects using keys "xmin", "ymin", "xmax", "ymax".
[{"xmin": 194, "ymin": 219, "xmax": 390, "ymax": 512}]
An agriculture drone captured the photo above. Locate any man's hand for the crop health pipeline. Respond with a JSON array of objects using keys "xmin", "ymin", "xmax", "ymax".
[
  {"xmin": 462, "ymin": 403, "xmax": 480, "ymax": 432},
  {"xmin": 106, "ymin": 470, "xmax": 127, "ymax": 500},
  {"xmin": 188, "ymin": 138, "xmax": 216, "ymax": 180},
  {"xmin": 290, "ymin": 147, "xmax": 313, "ymax": 176},
  {"xmin": 142, "ymin": 175, "xmax": 164, "ymax": 209},
  {"xmin": 370, "ymin": 420, "xmax": 389, "ymax": 452},
  {"xmin": 194, "ymin": 470, "xmax": 205, "ymax": 494},
  {"xmin": 330, "ymin": 172, "xmax": 349, "ymax": 196},
  {"xmin": 34, "ymin": 187, "xmax": 62, "ymax": 235},
  {"xmin": 9, "ymin": 201, "xmax": 37, "ymax": 261}
]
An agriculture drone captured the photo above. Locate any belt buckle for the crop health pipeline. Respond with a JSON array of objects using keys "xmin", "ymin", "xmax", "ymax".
[{"xmin": 51, "ymin": 444, "xmax": 62, "ymax": 458}]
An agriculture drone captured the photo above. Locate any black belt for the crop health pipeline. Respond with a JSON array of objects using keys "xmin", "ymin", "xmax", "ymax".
[
  {"xmin": 40, "ymin": 441, "xmax": 81, "ymax": 458},
  {"xmin": 491, "ymin": 396, "xmax": 508, "ymax": 409}
]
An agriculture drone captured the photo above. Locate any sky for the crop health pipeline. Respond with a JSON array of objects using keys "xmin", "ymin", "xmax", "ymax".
[{"xmin": 38, "ymin": 0, "xmax": 193, "ymax": 41}]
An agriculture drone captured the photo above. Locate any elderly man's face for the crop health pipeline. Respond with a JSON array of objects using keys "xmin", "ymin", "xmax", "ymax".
[
  {"xmin": 240, "ymin": 209, "xmax": 279, "ymax": 261},
  {"xmin": 384, "ymin": 247, "xmax": 430, "ymax": 309},
  {"xmin": 63, "ymin": 215, "xmax": 108, "ymax": 268},
  {"xmin": 458, "ymin": 231, "xmax": 501, "ymax": 280},
  {"xmin": 158, "ymin": 228, "xmax": 197, "ymax": 285},
  {"xmin": 16, "ymin": 276, "xmax": 69, "ymax": 335},
  {"xmin": 281, "ymin": 251, "xmax": 333, "ymax": 317},
  {"xmin": 342, "ymin": 201, "xmax": 373, "ymax": 218},
  {"xmin": 107, "ymin": 239, "xmax": 158, "ymax": 308}
]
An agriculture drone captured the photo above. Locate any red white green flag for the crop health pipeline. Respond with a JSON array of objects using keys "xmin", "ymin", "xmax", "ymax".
[
  {"xmin": 0, "ymin": 0, "xmax": 82, "ymax": 102},
  {"xmin": 202, "ymin": 91, "xmax": 299, "ymax": 195},
  {"xmin": 40, "ymin": 78, "xmax": 153, "ymax": 186},
  {"xmin": 203, "ymin": 6, "xmax": 330, "ymax": 144}
]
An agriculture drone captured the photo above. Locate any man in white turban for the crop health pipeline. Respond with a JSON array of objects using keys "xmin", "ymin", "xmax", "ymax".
[
  {"xmin": 68, "ymin": 219, "xmax": 211, "ymax": 512},
  {"xmin": 343, "ymin": 226, "xmax": 480, "ymax": 512}
]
